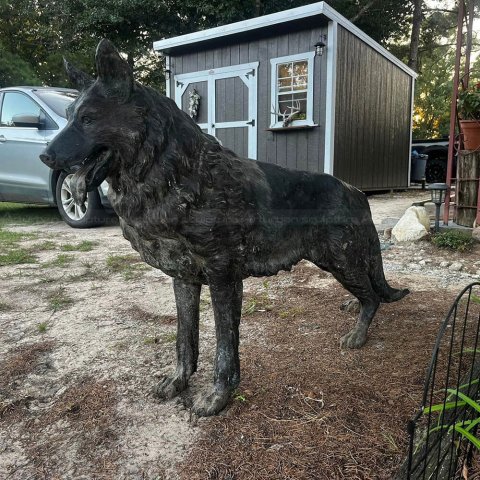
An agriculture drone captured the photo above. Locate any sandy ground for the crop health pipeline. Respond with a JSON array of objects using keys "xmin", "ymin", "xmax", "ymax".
[{"xmin": 0, "ymin": 192, "xmax": 478, "ymax": 479}]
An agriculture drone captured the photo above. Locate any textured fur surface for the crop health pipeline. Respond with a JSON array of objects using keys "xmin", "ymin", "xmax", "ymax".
[{"xmin": 40, "ymin": 40, "xmax": 409, "ymax": 416}]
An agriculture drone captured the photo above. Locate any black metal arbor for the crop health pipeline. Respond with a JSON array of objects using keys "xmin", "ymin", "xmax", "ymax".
[{"xmin": 397, "ymin": 282, "xmax": 480, "ymax": 479}]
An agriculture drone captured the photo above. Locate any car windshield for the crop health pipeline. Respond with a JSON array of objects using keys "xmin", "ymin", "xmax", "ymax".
[{"xmin": 34, "ymin": 90, "xmax": 78, "ymax": 118}]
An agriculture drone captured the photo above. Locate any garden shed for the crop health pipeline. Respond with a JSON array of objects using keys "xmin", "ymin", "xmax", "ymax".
[{"xmin": 153, "ymin": 1, "xmax": 417, "ymax": 190}]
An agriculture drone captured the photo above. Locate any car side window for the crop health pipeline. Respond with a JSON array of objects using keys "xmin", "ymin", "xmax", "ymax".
[{"xmin": 0, "ymin": 92, "xmax": 41, "ymax": 127}]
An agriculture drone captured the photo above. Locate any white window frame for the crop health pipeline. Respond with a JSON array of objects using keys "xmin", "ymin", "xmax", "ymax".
[{"xmin": 269, "ymin": 51, "xmax": 316, "ymax": 129}]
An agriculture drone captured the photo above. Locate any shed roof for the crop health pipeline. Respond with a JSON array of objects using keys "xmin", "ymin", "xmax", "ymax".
[{"xmin": 153, "ymin": 2, "xmax": 416, "ymax": 78}]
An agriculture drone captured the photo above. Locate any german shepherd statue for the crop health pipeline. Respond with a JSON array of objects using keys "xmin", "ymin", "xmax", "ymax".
[{"xmin": 41, "ymin": 39, "xmax": 409, "ymax": 416}]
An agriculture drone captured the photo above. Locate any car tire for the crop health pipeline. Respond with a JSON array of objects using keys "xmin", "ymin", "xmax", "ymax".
[
  {"xmin": 425, "ymin": 159, "xmax": 447, "ymax": 184},
  {"xmin": 55, "ymin": 171, "xmax": 107, "ymax": 228}
]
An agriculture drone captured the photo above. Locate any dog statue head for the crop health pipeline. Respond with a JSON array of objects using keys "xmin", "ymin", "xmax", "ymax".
[{"xmin": 40, "ymin": 39, "xmax": 147, "ymax": 205}]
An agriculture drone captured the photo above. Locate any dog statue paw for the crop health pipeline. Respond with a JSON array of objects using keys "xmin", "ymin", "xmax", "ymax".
[
  {"xmin": 340, "ymin": 328, "xmax": 368, "ymax": 349},
  {"xmin": 192, "ymin": 388, "xmax": 232, "ymax": 417},
  {"xmin": 154, "ymin": 375, "xmax": 188, "ymax": 399}
]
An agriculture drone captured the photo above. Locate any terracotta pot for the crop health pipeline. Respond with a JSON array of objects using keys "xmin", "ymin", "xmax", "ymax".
[{"xmin": 460, "ymin": 119, "xmax": 480, "ymax": 151}]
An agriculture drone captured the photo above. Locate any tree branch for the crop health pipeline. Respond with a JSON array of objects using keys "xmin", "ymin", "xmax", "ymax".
[
  {"xmin": 424, "ymin": 8, "xmax": 457, "ymax": 14},
  {"xmin": 349, "ymin": 0, "xmax": 378, "ymax": 23}
]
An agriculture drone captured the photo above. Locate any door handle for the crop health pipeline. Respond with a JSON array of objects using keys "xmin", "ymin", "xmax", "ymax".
[{"xmin": 0, "ymin": 135, "xmax": 5, "ymax": 142}]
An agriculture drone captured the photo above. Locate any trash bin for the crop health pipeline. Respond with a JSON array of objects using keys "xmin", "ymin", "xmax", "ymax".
[{"xmin": 410, "ymin": 150, "xmax": 428, "ymax": 183}]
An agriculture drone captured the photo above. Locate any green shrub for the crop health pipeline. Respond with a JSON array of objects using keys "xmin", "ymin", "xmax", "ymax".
[{"xmin": 431, "ymin": 231, "xmax": 474, "ymax": 252}]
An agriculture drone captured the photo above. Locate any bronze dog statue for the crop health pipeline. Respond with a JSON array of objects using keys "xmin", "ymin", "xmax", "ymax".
[{"xmin": 41, "ymin": 39, "xmax": 409, "ymax": 416}]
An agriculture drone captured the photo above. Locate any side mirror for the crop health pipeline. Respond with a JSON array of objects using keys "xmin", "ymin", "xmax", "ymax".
[{"xmin": 12, "ymin": 113, "xmax": 41, "ymax": 128}]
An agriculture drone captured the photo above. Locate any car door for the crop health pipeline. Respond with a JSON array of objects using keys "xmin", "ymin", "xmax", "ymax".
[{"xmin": 0, "ymin": 91, "xmax": 58, "ymax": 203}]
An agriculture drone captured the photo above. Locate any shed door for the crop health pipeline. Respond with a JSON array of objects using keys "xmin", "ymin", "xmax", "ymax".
[{"xmin": 174, "ymin": 62, "xmax": 258, "ymax": 159}]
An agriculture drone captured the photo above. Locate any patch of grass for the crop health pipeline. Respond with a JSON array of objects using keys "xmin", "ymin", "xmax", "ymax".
[
  {"xmin": 0, "ymin": 226, "xmax": 38, "ymax": 266},
  {"xmin": 234, "ymin": 390, "xmax": 248, "ymax": 403},
  {"xmin": 143, "ymin": 336, "xmax": 160, "ymax": 345},
  {"xmin": 106, "ymin": 254, "xmax": 140, "ymax": 271},
  {"xmin": 47, "ymin": 287, "xmax": 74, "ymax": 312},
  {"xmin": 243, "ymin": 279, "xmax": 274, "ymax": 316},
  {"xmin": 243, "ymin": 294, "xmax": 273, "ymax": 316},
  {"xmin": 162, "ymin": 332, "xmax": 177, "ymax": 343},
  {"xmin": 278, "ymin": 307, "xmax": 305, "ymax": 319},
  {"xmin": 0, "ymin": 228, "xmax": 26, "ymax": 247},
  {"xmin": 33, "ymin": 240, "xmax": 57, "ymax": 251},
  {"xmin": 44, "ymin": 253, "xmax": 74, "ymax": 268},
  {"xmin": 37, "ymin": 322, "xmax": 48, "ymax": 333},
  {"xmin": 106, "ymin": 254, "xmax": 146, "ymax": 280},
  {"xmin": 61, "ymin": 240, "xmax": 97, "ymax": 252},
  {"xmin": 471, "ymin": 293, "xmax": 480, "ymax": 305},
  {"xmin": 0, "ymin": 202, "xmax": 60, "ymax": 227},
  {"xmin": 0, "ymin": 248, "xmax": 37, "ymax": 266},
  {"xmin": 431, "ymin": 230, "xmax": 475, "ymax": 252},
  {"xmin": 0, "ymin": 228, "xmax": 37, "ymax": 245},
  {"xmin": 68, "ymin": 267, "xmax": 107, "ymax": 283}
]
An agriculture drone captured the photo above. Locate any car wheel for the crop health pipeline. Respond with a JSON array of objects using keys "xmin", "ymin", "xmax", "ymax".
[
  {"xmin": 55, "ymin": 171, "xmax": 107, "ymax": 228},
  {"xmin": 425, "ymin": 159, "xmax": 447, "ymax": 184}
]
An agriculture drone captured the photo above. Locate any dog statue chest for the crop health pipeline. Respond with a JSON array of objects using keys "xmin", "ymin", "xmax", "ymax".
[{"xmin": 120, "ymin": 220, "xmax": 206, "ymax": 282}]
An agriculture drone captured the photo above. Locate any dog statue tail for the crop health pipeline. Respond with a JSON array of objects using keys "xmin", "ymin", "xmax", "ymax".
[{"xmin": 369, "ymin": 230, "xmax": 410, "ymax": 304}]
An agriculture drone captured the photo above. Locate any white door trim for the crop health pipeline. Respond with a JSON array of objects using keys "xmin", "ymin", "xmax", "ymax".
[{"xmin": 174, "ymin": 62, "xmax": 258, "ymax": 159}]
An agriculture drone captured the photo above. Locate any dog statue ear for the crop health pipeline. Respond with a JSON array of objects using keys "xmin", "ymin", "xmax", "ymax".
[
  {"xmin": 95, "ymin": 39, "xmax": 133, "ymax": 101},
  {"xmin": 63, "ymin": 59, "xmax": 93, "ymax": 90}
]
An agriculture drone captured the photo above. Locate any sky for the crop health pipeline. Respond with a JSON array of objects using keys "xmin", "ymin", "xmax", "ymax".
[{"xmin": 426, "ymin": 0, "xmax": 480, "ymax": 61}]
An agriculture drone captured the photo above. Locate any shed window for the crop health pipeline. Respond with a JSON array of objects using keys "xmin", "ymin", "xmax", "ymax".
[{"xmin": 270, "ymin": 52, "xmax": 316, "ymax": 129}]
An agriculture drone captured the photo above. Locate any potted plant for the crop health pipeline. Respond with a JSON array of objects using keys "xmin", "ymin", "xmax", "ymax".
[{"xmin": 457, "ymin": 82, "xmax": 480, "ymax": 150}]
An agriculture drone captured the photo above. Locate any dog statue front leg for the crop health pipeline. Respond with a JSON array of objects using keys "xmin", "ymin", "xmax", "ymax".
[
  {"xmin": 154, "ymin": 278, "xmax": 201, "ymax": 399},
  {"xmin": 193, "ymin": 276, "xmax": 243, "ymax": 417}
]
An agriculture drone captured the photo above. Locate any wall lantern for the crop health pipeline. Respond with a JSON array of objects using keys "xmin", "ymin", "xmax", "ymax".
[
  {"xmin": 165, "ymin": 68, "xmax": 172, "ymax": 80},
  {"xmin": 314, "ymin": 41, "xmax": 326, "ymax": 56},
  {"xmin": 427, "ymin": 183, "xmax": 448, "ymax": 232}
]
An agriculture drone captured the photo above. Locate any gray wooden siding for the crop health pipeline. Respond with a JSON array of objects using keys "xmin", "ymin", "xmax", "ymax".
[
  {"xmin": 216, "ymin": 127, "xmax": 248, "ymax": 157},
  {"xmin": 333, "ymin": 26, "xmax": 411, "ymax": 190},
  {"xmin": 168, "ymin": 27, "xmax": 329, "ymax": 173},
  {"xmin": 215, "ymin": 77, "xmax": 248, "ymax": 122},
  {"xmin": 181, "ymin": 81, "xmax": 208, "ymax": 123}
]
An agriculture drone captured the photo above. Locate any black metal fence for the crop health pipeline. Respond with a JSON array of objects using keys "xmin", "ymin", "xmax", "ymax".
[{"xmin": 399, "ymin": 282, "xmax": 480, "ymax": 479}]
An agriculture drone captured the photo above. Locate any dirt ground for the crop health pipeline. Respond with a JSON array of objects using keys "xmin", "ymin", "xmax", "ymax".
[{"xmin": 1, "ymin": 192, "xmax": 479, "ymax": 480}]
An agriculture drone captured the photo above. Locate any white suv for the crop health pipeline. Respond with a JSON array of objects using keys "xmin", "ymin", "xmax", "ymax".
[{"xmin": 0, "ymin": 86, "xmax": 112, "ymax": 228}]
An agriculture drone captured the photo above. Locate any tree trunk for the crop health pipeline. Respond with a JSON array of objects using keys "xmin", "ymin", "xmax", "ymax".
[
  {"xmin": 349, "ymin": 0, "xmax": 377, "ymax": 23},
  {"xmin": 455, "ymin": 150, "xmax": 480, "ymax": 227},
  {"xmin": 408, "ymin": 0, "xmax": 423, "ymax": 72},
  {"xmin": 127, "ymin": 52, "xmax": 135, "ymax": 71},
  {"xmin": 463, "ymin": 0, "xmax": 475, "ymax": 87},
  {"xmin": 256, "ymin": 0, "xmax": 262, "ymax": 17}
]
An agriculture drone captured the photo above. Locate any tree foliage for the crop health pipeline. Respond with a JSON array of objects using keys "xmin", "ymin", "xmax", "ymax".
[
  {"xmin": 413, "ymin": 50, "xmax": 454, "ymax": 139},
  {"xmin": 408, "ymin": 2, "xmax": 479, "ymax": 139},
  {"xmin": 175, "ymin": 0, "xmax": 413, "ymax": 44},
  {"xmin": 0, "ymin": 43, "xmax": 40, "ymax": 87},
  {"xmin": 0, "ymin": 0, "xmax": 415, "ymax": 89}
]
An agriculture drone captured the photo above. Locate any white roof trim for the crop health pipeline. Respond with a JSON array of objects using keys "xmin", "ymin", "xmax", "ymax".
[{"xmin": 153, "ymin": 1, "xmax": 416, "ymax": 78}]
